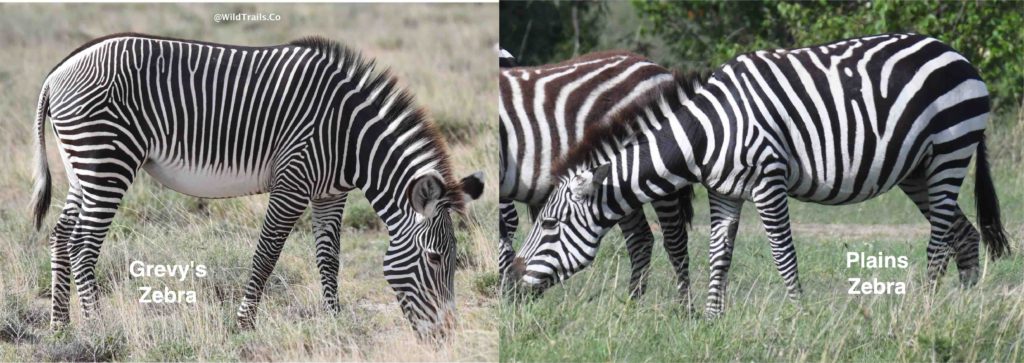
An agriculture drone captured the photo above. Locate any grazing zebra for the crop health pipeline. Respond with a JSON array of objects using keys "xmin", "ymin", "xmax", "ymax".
[
  {"xmin": 499, "ymin": 50, "xmax": 695, "ymax": 299},
  {"xmin": 29, "ymin": 33, "xmax": 484, "ymax": 340},
  {"xmin": 510, "ymin": 33, "xmax": 1011, "ymax": 317}
]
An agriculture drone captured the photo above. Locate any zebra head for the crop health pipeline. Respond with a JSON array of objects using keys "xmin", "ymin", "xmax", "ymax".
[
  {"xmin": 510, "ymin": 164, "xmax": 617, "ymax": 294},
  {"xmin": 386, "ymin": 170, "xmax": 484, "ymax": 342}
]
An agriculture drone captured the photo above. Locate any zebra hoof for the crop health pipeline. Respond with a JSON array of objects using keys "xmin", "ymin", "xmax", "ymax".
[
  {"xmin": 959, "ymin": 268, "xmax": 980, "ymax": 288},
  {"xmin": 323, "ymin": 300, "xmax": 341, "ymax": 315},
  {"xmin": 237, "ymin": 313, "xmax": 258, "ymax": 330},
  {"xmin": 238, "ymin": 319, "xmax": 255, "ymax": 330},
  {"xmin": 677, "ymin": 298, "xmax": 696, "ymax": 317},
  {"xmin": 627, "ymin": 287, "xmax": 646, "ymax": 301},
  {"xmin": 703, "ymin": 307, "xmax": 724, "ymax": 320},
  {"xmin": 49, "ymin": 317, "xmax": 71, "ymax": 331}
]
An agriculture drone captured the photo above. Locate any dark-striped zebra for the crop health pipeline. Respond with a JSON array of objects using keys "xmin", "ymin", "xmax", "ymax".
[
  {"xmin": 510, "ymin": 33, "xmax": 1011, "ymax": 317},
  {"xmin": 29, "ymin": 33, "xmax": 484, "ymax": 340},
  {"xmin": 499, "ymin": 50, "xmax": 695, "ymax": 299}
]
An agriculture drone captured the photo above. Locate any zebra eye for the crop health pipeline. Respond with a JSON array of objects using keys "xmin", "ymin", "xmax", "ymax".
[{"xmin": 540, "ymin": 217, "xmax": 559, "ymax": 230}]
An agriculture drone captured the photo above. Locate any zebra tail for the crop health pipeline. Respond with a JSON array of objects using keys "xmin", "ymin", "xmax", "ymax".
[
  {"xmin": 677, "ymin": 185, "xmax": 696, "ymax": 232},
  {"xmin": 30, "ymin": 84, "xmax": 51, "ymax": 231},
  {"xmin": 974, "ymin": 135, "xmax": 1011, "ymax": 260}
]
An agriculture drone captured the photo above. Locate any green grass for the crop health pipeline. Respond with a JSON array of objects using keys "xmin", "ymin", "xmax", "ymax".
[
  {"xmin": 501, "ymin": 113, "xmax": 1024, "ymax": 362},
  {"xmin": 0, "ymin": 3, "xmax": 498, "ymax": 361}
]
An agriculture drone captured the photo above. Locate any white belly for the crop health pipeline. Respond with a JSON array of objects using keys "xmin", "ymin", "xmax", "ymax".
[{"xmin": 143, "ymin": 160, "xmax": 270, "ymax": 198}]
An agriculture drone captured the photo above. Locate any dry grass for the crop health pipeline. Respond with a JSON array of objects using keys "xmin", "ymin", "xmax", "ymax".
[{"xmin": 0, "ymin": 3, "xmax": 498, "ymax": 361}]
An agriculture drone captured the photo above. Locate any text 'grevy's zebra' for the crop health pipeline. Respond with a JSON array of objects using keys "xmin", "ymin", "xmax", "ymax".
[
  {"xmin": 30, "ymin": 33, "xmax": 484, "ymax": 340},
  {"xmin": 510, "ymin": 33, "xmax": 1011, "ymax": 317}
]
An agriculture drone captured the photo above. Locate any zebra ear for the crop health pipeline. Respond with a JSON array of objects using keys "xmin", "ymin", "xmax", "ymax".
[
  {"xmin": 460, "ymin": 171, "xmax": 485, "ymax": 202},
  {"xmin": 409, "ymin": 171, "xmax": 445, "ymax": 219},
  {"xmin": 570, "ymin": 164, "xmax": 612, "ymax": 197},
  {"xmin": 498, "ymin": 47, "xmax": 516, "ymax": 67}
]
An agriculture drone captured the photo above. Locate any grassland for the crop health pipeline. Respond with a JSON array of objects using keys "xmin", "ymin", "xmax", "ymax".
[
  {"xmin": 500, "ymin": 110, "xmax": 1024, "ymax": 361},
  {"xmin": 0, "ymin": 3, "xmax": 498, "ymax": 361}
]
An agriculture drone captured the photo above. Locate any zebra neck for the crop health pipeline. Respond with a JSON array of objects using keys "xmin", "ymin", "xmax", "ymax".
[
  {"xmin": 598, "ymin": 92, "xmax": 711, "ymax": 219},
  {"xmin": 334, "ymin": 103, "xmax": 447, "ymax": 232}
]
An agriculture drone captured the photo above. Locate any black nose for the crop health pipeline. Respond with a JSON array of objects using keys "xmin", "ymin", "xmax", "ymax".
[
  {"xmin": 507, "ymin": 257, "xmax": 527, "ymax": 281},
  {"xmin": 500, "ymin": 256, "xmax": 526, "ymax": 297}
]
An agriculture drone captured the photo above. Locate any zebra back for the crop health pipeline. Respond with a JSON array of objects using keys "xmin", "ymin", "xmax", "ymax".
[{"xmin": 499, "ymin": 51, "xmax": 677, "ymax": 204}]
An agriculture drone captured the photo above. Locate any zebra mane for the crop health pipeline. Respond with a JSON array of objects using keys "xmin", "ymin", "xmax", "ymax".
[
  {"xmin": 504, "ymin": 50, "xmax": 643, "ymax": 70},
  {"xmin": 289, "ymin": 36, "xmax": 467, "ymax": 212},
  {"xmin": 552, "ymin": 69, "xmax": 711, "ymax": 178}
]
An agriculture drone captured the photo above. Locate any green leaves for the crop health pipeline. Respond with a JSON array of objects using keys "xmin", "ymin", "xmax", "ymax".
[{"xmin": 635, "ymin": 0, "xmax": 1023, "ymax": 116}]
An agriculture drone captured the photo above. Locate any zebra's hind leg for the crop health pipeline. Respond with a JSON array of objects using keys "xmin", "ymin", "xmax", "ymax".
[
  {"xmin": 312, "ymin": 194, "xmax": 347, "ymax": 313},
  {"xmin": 618, "ymin": 210, "xmax": 654, "ymax": 299},
  {"xmin": 49, "ymin": 187, "xmax": 82, "ymax": 328},
  {"xmin": 237, "ymin": 190, "xmax": 309, "ymax": 329},
  {"xmin": 948, "ymin": 210, "xmax": 981, "ymax": 287},
  {"xmin": 705, "ymin": 192, "xmax": 743, "ymax": 318},
  {"xmin": 69, "ymin": 171, "xmax": 137, "ymax": 319},
  {"xmin": 751, "ymin": 182, "xmax": 802, "ymax": 303},
  {"xmin": 651, "ymin": 196, "xmax": 691, "ymax": 308},
  {"xmin": 900, "ymin": 179, "xmax": 973, "ymax": 287}
]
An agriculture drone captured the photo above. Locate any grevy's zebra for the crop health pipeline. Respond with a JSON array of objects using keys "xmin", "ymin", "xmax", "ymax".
[
  {"xmin": 30, "ymin": 33, "xmax": 484, "ymax": 340},
  {"xmin": 499, "ymin": 50, "xmax": 695, "ymax": 298},
  {"xmin": 511, "ymin": 33, "xmax": 1011, "ymax": 316}
]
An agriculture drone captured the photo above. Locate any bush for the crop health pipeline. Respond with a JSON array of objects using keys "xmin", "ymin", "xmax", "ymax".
[
  {"xmin": 501, "ymin": 1, "xmax": 1024, "ymax": 117},
  {"xmin": 342, "ymin": 193, "xmax": 381, "ymax": 231},
  {"xmin": 635, "ymin": 0, "xmax": 1023, "ymax": 115}
]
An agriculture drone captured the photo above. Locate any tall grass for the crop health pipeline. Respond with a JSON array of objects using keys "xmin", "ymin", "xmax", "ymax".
[{"xmin": 0, "ymin": 3, "xmax": 497, "ymax": 361}]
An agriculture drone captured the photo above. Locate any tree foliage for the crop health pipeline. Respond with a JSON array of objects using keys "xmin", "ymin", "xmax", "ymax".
[
  {"xmin": 635, "ymin": 0, "xmax": 1023, "ymax": 112},
  {"xmin": 498, "ymin": 1, "xmax": 606, "ymax": 66},
  {"xmin": 500, "ymin": 1, "xmax": 1022, "ymax": 115}
]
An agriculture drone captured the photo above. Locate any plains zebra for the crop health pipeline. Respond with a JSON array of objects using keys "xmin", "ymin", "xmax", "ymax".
[
  {"xmin": 29, "ymin": 33, "xmax": 484, "ymax": 340},
  {"xmin": 510, "ymin": 34, "xmax": 1011, "ymax": 317},
  {"xmin": 499, "ymin": 50, "xmax": 695, "ymax": 299}
]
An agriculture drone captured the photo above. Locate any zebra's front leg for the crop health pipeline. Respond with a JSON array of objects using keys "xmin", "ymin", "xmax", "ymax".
[
  {"xmin": 49, "ymin": 188, "xmax": 83, "ymax": 328},
  {"xmin": 498, "ymin": 198, "xmax": 518, "ymax": 278},
  {"xmin": 619, "ymin": 210, "xmax": 654, "ymax": 299},
  {"xmin": 705, "ymin": 192, "xmax": 743, "ymax": 318},
  {"xmin": 312, "ymin": 194, "xmax": 347, "ymax": 313},
  {"xmin": 652, "ymin": 194, "xmax": 691, "ymax": 308},
  {"xmin": 238, "ymin": 190, "xmax": 309, "ymax": 329},
  {"xmin": 752, "ymin": 183, "xmax": 802, "ymax": 301}
]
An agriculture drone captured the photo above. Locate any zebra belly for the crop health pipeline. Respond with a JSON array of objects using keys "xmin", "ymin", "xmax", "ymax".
[
  {"xmin": 782, "ymin": 163, "xmax": 906, "ymax": 206},
  {"xmin": 143, "ymin": 160, "xmax": 270, "ymax": 198},
  {"xmin": 786, "ymin": 181, "xmax": 895, "ymax": 205}
]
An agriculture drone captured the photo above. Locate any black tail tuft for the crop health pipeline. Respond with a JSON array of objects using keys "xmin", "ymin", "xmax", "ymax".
[{"xmin": 974, "ymin": 136, "xmax": 1011, "ymax": 260}]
